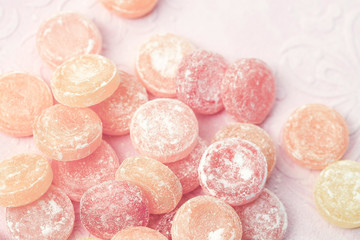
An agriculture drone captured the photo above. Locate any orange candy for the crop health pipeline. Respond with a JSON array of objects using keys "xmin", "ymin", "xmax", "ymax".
[
  {"xmin": 51, "ymin": 54, "xmax": 120, "ymax": 108},
  {"xmin": 99, "ymin": 0, "xmax": 158, "ymax": 19},
  {"xmin": 112, "ymin": 227, "xmax": 167, "ymax": 240},
  {"xmin": 0, "ymin": 72, "xmax": 53, "ymax": 137},
  {"xmin": 116, "ymin": 156, "xmax": 182, "ymax": 214},
  {"xmin": 0, "ymin": 154, "xmax": 52, "ymax": 207},
  {"xmin": 282, "ymin": 104, "xmax": 349, "ymax": 169},
  {"xmin": 91, "ymin": 71, "xmax": 148, "ymax": 135},
  {"xmin": 36, "ymin": 12, "xmax": 102, "ymax": 68},
  {"xmin": 33, "ymin": 104, "xmax": 102, "ymax": 161},
  {"xmin": 136, "ymin": 33, "xmax": 195, "ymax": 97}
]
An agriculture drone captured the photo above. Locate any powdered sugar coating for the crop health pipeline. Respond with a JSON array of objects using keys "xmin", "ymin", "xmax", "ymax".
[
  {"xmin": 130, "ymin": 98, "xmax": 198, "ymax": 163},
  {"xmin": 80, "ymin": 180, "xmax": 149, "ymax": 239},
  {"xmin": 282, "ymin": 104, "xmax": 349, "ymax": 169},
  {"xmin": 112, "ymin": 226, "xmax": 168, "ymax": 240},
  {"xmin": 221, "ymin": 58, "xmax": 275, "ymax": 124},
  {"xmin": 6, "ymin": 185, "xmax": 75, "ymax": 240},
  {"xmin": 91, "ymin": 70, "xmax": 148, "ymax": 135},
  {"xmin": 176, "ymin": 50, "xmax": 227, "ymax": 114},
  {"xmin": 51, "ymin": 140, "xmax": 119, "ymax": 202},
  {"xmin": 199, "ymin": 138, "xmax": 267, "ymax": 206},
  {"xmin": 234, "ymin": 188, "xmax": 288, "ymax": 240},
  {"xmin": 99, "ymin": 0, "xmax": 158, "ymax": 19}
]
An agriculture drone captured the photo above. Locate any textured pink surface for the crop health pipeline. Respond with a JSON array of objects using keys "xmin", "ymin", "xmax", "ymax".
[{"xmin": 1, "ymin": 0, "xmax": 360, "ymax": 239}]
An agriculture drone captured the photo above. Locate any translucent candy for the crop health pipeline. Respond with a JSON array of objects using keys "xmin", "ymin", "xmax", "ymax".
[
  {"xmin": 112, "ymin": 226, "xmax": 168, "ymax": 240},
  {"xmin": 99, "ymin": 0, "xmax": 159, "ymax": 19}
]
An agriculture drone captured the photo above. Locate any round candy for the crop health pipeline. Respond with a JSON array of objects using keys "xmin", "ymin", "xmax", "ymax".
[
  {"xmin": 314, "ymin": 160, "xmax": 360, "ymax": 228},
  {"xmin": 0, "ymin": 154, "xmax": 52, "ymax": 207},
  {"xmin": 221, "ymin": 58, "xmax": 276, "ymax": 124},
  {"xmin": 36, "ymin": 12, "xmax": 102, "ymax": 68},
  {"xmin": 80, "ymin": 180, "xmax": 149, "ymax": 239},
  {"xmin": 130, "ymin": 98, "xmax": 198, "ymax": 163},
  {"xmin": 212, "ymin": 123, "xmax": 276, "ymax": 177},
  {"xmin": 6, "ymin": 185, "xmax": 75, "ymax": 240},
  {"xmin": 116, "ymin": 156, "xmax": 182, "ymax": 214},
  {"xmin": 166, "ymin": 137, "xmax": 207, "ymax": 194},
  {"xmin": 282, "ymin": 104, "xmax": 349, "ymax": 169},
  {"xmin": 51, "ymin": 140, "xmax": 119, "ymax": 201},
  {"xmin": 233, "ymin": 188, "xmax": 288, "ymax": 240},
  {"xmin": 91, "ymin": 70, "xmax": 148, "ymax": 135},
  {"xmin": 171, "ymin": 195, "xmax": 242, "ymax": 240},
  {"xmin": 0, "ymin": 72, "xmax": 53, "ymax": 137},
  {"xmin": 112, "ymin": 226, "xmax": 167, "ymax": 240},
  {"xmin": 198, "ymin": 138, "xmax": 267, "ymax": 206},
  {"xmin": 176, "ymin": 49, "xmax": 227, "ymax": 114},
  {"xmin": 99, "ymin": 0, "xmax": 158, "ymax": 19},
  {"xmin": 136, "ymin": 33, "xmax": 194, "ymax": 97},
  {"xmin": 51, "ymin": 54, "xmax": 120, "ymax": 108},
  {"xmin": 33, "ymin": 104, "xmax": 102, "ymax": 161}
]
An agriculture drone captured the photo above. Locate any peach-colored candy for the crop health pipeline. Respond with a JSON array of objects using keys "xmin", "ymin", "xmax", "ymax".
[
  {"xmin": 51, "ymin": 54, "xmax": 120, "ymax": 108},
  {"xmin": 282, "ymin": 104, "xmax": 349, "ymax": 169},
  {"xmin": 36, "ymin": 12, "xmax": 102, "ymax": 68},
  {"xmin": 116, "ymin": 156, "xmax": 182, "ymax": 214},
  {"xmin": 0, "ymin": 72, "xmax": 53, "ymax": 137},
  {"xmin": 91, "ymin": 71, "xmax": 148, "ymax": 135},
  {"xmin": 130, "ymin": 98, "xmax": 198, "ymax": 163},
  {"xmin": 212, "ymin": 123, "xmax": 276, "ymax": 177},
  {"xmin": 33, "ymin": 104, "xmax": 102, "ymax": 161},
  {"xmin": 112, "ymin": 227, "xmax": 167, "ymax": 240},
  {"xmin": 6, "ymin": 185, "xmax": 75, "ymax": 240},
  {"xmin": 0, "ymin": 154, "xmax": 52, "ymax": 207},
  {"xmin": 314, "ymin": 160, "xmax": 360, "ymax": 228},
  {"xmin": 99, "ymin": 0, "xmax": 158, "ymax": 19},
  {"xmin": 171, "ymin": 195, "xmax": 242, "ymax": 240},
  {"xmin": 136, "ymin": 33, "xmax": 195, "ymax": 97}
]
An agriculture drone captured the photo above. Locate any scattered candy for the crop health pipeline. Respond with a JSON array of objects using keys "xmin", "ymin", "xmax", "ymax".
[
  {"xmin": 282, "ymin": 104, "xmax": 349, "ymax": 169},
  {"xmin": 36, "ymin": 12, "xmax": 102, "ymax": 68},
  {"xmin": 221, "ymin": 58, "xmax": 276, "ymax": 124},
  {"xmin": 80, "ymin": 180, "xmax": 149, "ymax": 239},
  {"xmin": 0, "ymin": 154, "xmax": 52, "ymax": 207},
  {"xmin": 0, "ymin": 72, "xmax": 53, "ymax": 137},
  {"xmin": 51, "ymin": 54, "xmax": 120, "ymax": 107},
  {"xmin": 198, "ymin": 138, "xmax": 267, "ymax": 206},
  {"xmin": 91, "ymin": 70, "xmax": 148, "ymax": 135},
  {"xmin": 51, "ymin": 140, "xmax": 119, "ymax": 201},
  {"xmin": 176, "ymin": 49, "xmax": 227, "ymax": 114},
  {"xmin": 99, "ymin": 0, "xmax": 159, "ymax": 19},
  {"xmin": 6, "ymin": 185, "xmax": 75, "ymax": 240},
  {"xmin": 33, "ymin": 104, "xmax": 102, "ymax": 161},
  {"xmin": 130, "ymin": 98, "xmax": 198, "ymax": 163},
  {"xmin": 116, "ymin": 156, "xmax": 182, "ymax": 214},
  {"xmin": 314, "ymin": 160, "xmax": 360, "ymax": 228},
  {"xmin": 112, "ymin": 226, "xmax": 168, "ymax": 240},
  {"xmin": 136, "ymin": 33, "xmax": 194, "ymax": 97},
  {"xmin": 234, "ymin": 188, "xmax": 288, "ymax": 240}
]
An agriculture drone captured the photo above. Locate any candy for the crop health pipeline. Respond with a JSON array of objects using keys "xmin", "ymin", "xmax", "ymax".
[
  {"xmin": 234, "ymin": 188, "xmax": 288, "ymax": 240},
  {"xmin": 136, "ymin": 33, "xmax": 194, "ymax": 97},
  {"xmin": 198, "ymin": 138, "xmax": 267, "ymax": 206},
  {"xmin": 6, "ymin": 185, "xmax": 75, "ymax": 240},
  {"xmin": 33, "ymin": 104, "xmax": 102, "ymax": 161},
  {"xmin": 166, "ymin": 137, "xmax": 207, "ymax": 194},
  {"xmin": 91, "ymin": 71, "xmax": 148, "ymax": 135},
  {"xmin": 0, "ymin": 72, "xmax": 53, "ymax": 137},
  {"xmin": 176, "ymin": 49, "xmax": 227, "ymax": 114},
  {"xmin": 116, "ymin": 156, "xmax": 182, "ymax": 214},
  {"xmin": 282, "ymin": 104, "xmax": 349, "ymax": 169},
  {"xmin": 130, "ymin": 98, "xmax": 198, "ymax": 163},
  {"xmin": 171, "ymin": 195, "xmax": 242, "ymax": 240},
  {"xmin": 51, "ymin": 140, "xmax": 119, "ymax": 201},
  {"xmin": 0, "ymin": 154, "xmax": 52, "ymax": 207},
  {"xmin": 212, "ymin": 123, "xmax": 276, "ymax": 177},
  {"xmin": 99, "ymin": 0, "xmax": 158, "ymax": 19},
  {"xmin": 80, "ymin": 180, "xmax": 149, "ymax": 239},
  {"xmin": 36, "ymin": 12, "xmax": 102, "ymax": 68},
  {"xmin": 112, "ymin": 226, "xmax": 168, "ymax": 240},
  {"xmin": 314, "ymin": 160, "xmax": 360, "ymax": 228},
  {"xmin": 221, "ymin": 58, "xmax": 276, "ymax": 124}
]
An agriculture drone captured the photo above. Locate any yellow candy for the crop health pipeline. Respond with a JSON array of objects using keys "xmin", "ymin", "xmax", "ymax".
[{"xmin": 314, "ymin": 160, "xmax": 360, "ymax": 228}]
